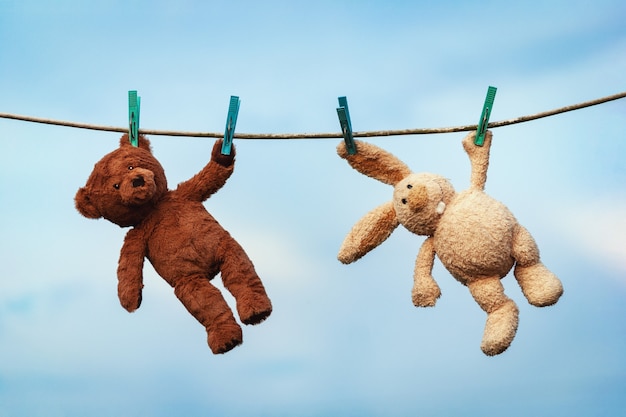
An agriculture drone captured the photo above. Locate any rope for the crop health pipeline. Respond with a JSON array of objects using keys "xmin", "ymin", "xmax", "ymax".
[{"xmin": 1, "ymin": 91, "xmax": 625, "ymax": 139}]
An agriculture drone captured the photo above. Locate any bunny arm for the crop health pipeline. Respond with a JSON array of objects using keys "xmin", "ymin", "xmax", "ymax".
[
  {"xmin": 337, "ymin": 140, "xmax": 412, "ymax": 186},
  {"xmin": 338, "ymin": 201, "xmax": 399, "ymax": 264},
  {"xmin": 412, "ymin": 237, "xmax": 441, "ymax": 307},
  {"xmin": 462, "ymin": 130, "xmax": 492, "ymax": 191},
  {"xmin": 117, "ymin": 228, "xmax": 147, "ymax": 312},
  {"xmin": 176, "ymin": 139, "xmax": 235, "ymax": 202}
]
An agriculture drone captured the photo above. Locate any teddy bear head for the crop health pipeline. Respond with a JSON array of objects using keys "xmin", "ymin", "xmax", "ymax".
[
  {"xmin": 393, "ymin": 172, "xmax": 456, "ymax": 236},
  {"xmin": 75, "ymin": 135, "xmax": 168, "ymax": 227}
]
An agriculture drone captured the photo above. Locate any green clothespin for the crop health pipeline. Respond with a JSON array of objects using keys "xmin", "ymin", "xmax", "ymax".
[
  {"xmin": 221, "ymin": 96, "xmax": 240, "ymax": 155},
  {"xmin": 475, "ymin": 86, "xmax": 497, "ymax": 146},
  {"xmin": 337, "ymin": 96, "xmax": 357, "ymax": 155},
  {"xmin": 128, "ymin": 90, "xmax": 141, "ymax": 147}
]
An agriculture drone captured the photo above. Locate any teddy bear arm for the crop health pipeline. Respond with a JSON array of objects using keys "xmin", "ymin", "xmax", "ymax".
[
  {"xmin": 117, "ymin": 228, "xmax": 146, "ymax": 312},
  {"xmin": 176, "ymin": 161, "xmax": 234, "ymax": 202},
  {"xmin": 412, "ymin": 237, "xmax": 441, "ymax": 307},
  {"xmin": 175, "ymin": 139, "xmax": 235, "ymax": 201}
]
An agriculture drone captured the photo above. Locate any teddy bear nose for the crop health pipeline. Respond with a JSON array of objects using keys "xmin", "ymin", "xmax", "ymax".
[{"xmin": 132, "ymin": 176, "xmax": 145, "ymax": 188}]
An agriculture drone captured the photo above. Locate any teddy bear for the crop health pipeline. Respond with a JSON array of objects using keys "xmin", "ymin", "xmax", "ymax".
[
  {"xmin": 336, "ymin": 131, "xmax": 563, "ymax": 355},
  {"xmin": 75, "ymin": 134, "xmax": 272, "ymax": 354}
]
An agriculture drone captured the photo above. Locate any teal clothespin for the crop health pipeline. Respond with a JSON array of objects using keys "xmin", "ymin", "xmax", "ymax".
[
  {"xmin": 475, "ymin": 86, "xmax": 497, "ymax": 146},
  {"xmin": 337, "ymin": 96, "xmax": 357, "ymax": 155},
  {"xmin": 221, "ymin": 96, "xmax": 241, "ymax": 155},
  {"xmin": 128, "ymin": 90, "xmax": 141, "ymax": 147}
]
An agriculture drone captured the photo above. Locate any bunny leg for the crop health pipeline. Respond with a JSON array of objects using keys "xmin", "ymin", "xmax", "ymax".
[
  {"xmin": 467, "ymin": 277, "xmax": 519, "ymax": 356},
  {"xmin": 174, "ymin": 275, "xmax": 242, "ymax": 354},
  {"xmin": 512, "ymin": 225, "xmax": 563, "ymax": 307},
  {"xmin": 218, "ymin": 237, "xmax": 272, "ymax": 325}
]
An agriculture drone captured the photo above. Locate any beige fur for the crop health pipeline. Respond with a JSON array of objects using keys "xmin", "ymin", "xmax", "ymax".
[{"xmin": 337, "ymin": 131, "xmax": 563, "ymax": 356}]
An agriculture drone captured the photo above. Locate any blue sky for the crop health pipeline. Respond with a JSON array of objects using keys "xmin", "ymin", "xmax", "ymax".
[{"xmin": 1, "ymin": 0, "xmax": 625, "ymax": 416}]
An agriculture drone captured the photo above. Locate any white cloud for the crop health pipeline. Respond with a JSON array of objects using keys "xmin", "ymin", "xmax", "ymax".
[{"xmin": 554, "ymin": 197, "xmax": 626, "ymax": 278}]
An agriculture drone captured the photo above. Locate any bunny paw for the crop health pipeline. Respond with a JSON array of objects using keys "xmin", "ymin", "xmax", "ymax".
[{"xmin": 412, "ymin": 279, "xmax": 441, "ymax": 307}]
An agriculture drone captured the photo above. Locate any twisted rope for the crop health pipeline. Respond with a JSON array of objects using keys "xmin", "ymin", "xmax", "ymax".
[{"xmin": 1, "ymin": 91, "xmax": 624, "ymax": 139}]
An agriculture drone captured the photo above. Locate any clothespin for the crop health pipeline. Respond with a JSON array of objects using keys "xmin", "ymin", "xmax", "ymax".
[
  {"xmin": 475, "ymin": 86, "xmax": 497, "ymax": 146},
  {"xmin": 128, "ymin": 90, "xmax": 141, "ymax": 147},
  {"xmin": 221, "ymin": 96, "xmax": 241, "ymax": 155},
  {"xmin": 337, "ymin": 96, "xmax": 357, "ymax": 155}
]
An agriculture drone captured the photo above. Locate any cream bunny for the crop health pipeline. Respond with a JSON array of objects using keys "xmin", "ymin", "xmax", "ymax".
[{"xmin": 337, "ymin": 131, "xmax": 563, "ymax": 355}]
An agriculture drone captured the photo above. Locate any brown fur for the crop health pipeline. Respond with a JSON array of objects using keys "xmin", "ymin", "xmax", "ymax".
[
  {"xmin": 76, "ymin": 135, "xmax": 272, "ymax": 354},
  {"xmin": 337, "ymin": 131, "xmax": 563, "ymax": 356}
]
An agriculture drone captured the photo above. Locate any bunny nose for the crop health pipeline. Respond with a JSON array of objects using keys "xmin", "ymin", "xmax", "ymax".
[{"xmin": 406, "ymin": 184, "xmax": 429, "ymax": 211}]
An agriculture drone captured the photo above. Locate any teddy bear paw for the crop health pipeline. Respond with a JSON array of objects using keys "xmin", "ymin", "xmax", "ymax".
[
  {"xmin": 480, "ymin": 300, "xmax": 519, "ymax": 356},
  {"xmin": 118, "ymin": 287, "xmax": 142, "ymax": 312},
  {"xmin": 207, "ymin": 323, "xmax": 243, "ymax": 354}
]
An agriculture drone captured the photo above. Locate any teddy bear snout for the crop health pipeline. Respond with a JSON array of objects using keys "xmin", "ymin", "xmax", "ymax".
[
  {"xmin": 119, "ymin": 169, "xmax": 157, "ymax": 206},
  {"xmin": 132, "ymin": 175, "xmax": 145, "ymax": 188}
]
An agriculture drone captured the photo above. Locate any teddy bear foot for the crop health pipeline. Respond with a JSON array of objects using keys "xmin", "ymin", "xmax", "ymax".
[
  {"xmin": 514, "ymin": 263, "xmax": 563, "ymax": 307},
  {"xmin": 480, "ymin": 301, "xmax": 519, "ymax": 356},
  {"xmin": 238, "ymin": 295, "xmax": 273, "ymax": 325},
  {"xmin": 207, "ymin": 324, "xmax": 243, "ymax": 354}
]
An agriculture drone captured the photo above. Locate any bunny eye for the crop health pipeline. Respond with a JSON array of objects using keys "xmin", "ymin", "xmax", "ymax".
[
  {"xmin": 407, "ymin": 184, "xmax": 413, "ymax": 189},
  {"xmin": 401, "ymin": 198, "xmax": 407, "ymax": 204}
]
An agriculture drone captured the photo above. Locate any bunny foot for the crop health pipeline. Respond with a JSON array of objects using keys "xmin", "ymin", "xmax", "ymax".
[
  {"xmin": 480, "ymin": 300, "xmax": 519, "ymax": 356},
  {"xmin": 514, "ymin": 262, "xmax": 563, "ymax": 307}
]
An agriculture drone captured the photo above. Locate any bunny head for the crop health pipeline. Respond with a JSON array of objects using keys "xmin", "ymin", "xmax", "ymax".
[
  {"xmin": 337, "ymin": 140, "xmax": 456, "ymax": 263},
  {"xmin": 393, "ymin": 173, "xmax": 455, "ymax": 236}
]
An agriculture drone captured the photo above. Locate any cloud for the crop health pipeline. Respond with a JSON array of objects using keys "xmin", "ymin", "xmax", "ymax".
[{"xmin": 553, "ymin": 197, "xmax": 626, "ymax": 278}]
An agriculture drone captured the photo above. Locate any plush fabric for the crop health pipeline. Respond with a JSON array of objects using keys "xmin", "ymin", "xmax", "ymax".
[
  {"xmin": 76, "ymin": 135, "xmax": 272, "ymax": 354},
  {"xmin": 337, "ymin": 131, "xmax": 563, "ymax": 356}
]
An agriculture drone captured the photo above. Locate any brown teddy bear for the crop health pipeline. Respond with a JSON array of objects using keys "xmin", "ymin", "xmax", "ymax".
[
  {"xmin": 75, "ymin": 134, "xmax": 272, "ymax": 354},
  {"xmin": 337, "ymin": 131, "xmax": 563, "ymax": 355}
]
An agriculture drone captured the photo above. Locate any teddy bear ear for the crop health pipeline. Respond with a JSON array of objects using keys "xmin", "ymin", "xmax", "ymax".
[
  {"xmin": 119, "ymin": 134, "xmax": 153, "ymax": 153},
  {"xmin": 337, "ymin": 140, "xmax": 411, "ymax": 186},
  {"xmin": 74, "ymin": 187, "xmax": 102, "ymax": 219},
  {"xmin": 338, "ymin": 201, "xmax": 399, "ymax": 264}
]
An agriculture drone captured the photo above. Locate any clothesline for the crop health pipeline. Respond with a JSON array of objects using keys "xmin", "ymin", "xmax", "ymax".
[{"xmin": 1, "ymin": 91, "xmax": 625, "ymax": 139}]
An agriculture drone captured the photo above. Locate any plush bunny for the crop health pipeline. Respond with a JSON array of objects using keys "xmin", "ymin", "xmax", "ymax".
[{"xmin": 337, "ymin": 131, "xmax": 563, "ymax": 355}]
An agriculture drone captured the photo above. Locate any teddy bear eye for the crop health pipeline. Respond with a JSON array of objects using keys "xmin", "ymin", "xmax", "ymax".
[
  {"xmin": 407, "ymin": 184, "xmax": 413, "ymax": 189},
  {"xmin": 113, "ymin": 184, "xmax": 120, "ymax": 189},
  {"xmin": 128, "ymin": 166, "xmax": 134, "ymax": 170}
]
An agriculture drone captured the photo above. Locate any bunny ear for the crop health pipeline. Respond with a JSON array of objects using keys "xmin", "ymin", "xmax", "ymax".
[
  {"xmin": 337, "ymin": 140, "xmax": 411, "ymax": 186},
  {"xmin": 338, "ymin": 201, "xmax": 399, "ymax": 264}
]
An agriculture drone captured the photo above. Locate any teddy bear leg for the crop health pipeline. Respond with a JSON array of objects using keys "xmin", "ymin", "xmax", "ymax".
[
  {"xmin": 218, "ymin": 238, "xmax": 272, "ymax": 325},
  {"xmin": 467, "ymin": 277, "xmax": 519, "ymax": 356},
  {"xmin": 174, "ymin": 275, "xmax": 243, "ymax": 354},
  {"xmin": 512, "ymin": 225, "xmax": 563, "ymax": 307}
]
